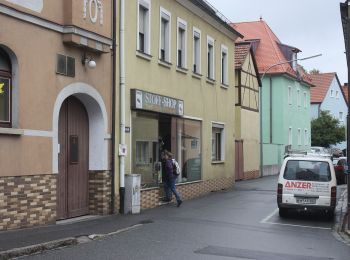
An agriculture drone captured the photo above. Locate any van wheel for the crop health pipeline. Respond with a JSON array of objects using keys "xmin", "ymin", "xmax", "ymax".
[
  {"xmin": 279, "ymin": 208, "xmax": 288, "ymax": 218},
  {"xmin": 326, "ymin": 210, "xmax": 334, "ymax": 220}
]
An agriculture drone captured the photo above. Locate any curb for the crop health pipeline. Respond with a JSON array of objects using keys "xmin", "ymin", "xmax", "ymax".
[
  {"xmin": 0, "ymin": 223, "xmax": 143, "ymax": 259},
  {"xmin": 0, "ymin": 237, "xmax": 77, "ymax": 260}
]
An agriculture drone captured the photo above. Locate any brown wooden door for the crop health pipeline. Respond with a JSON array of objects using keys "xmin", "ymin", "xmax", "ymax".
[
  {"xmin": 235, "ymin": 140, "xmax": 244, "ymax": 181},
  {"xmin": 57, "ymin": 96, "xmax": 89, "ymax": 220}
]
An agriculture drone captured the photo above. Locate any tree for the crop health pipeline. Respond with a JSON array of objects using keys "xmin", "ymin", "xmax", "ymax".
[
  {"xmin": 309, "ymin": 68, "xmax": 320, "ymax": 74},
  {"xmin": 311, "ymin": 110, "xmax": 345, "ymax": 147}
]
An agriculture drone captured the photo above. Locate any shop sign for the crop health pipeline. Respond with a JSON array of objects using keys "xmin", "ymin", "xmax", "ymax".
[
  {"xmin": 131, "ymin": 89, "xmax": 184, "ymax": 116},
  {"xmin": 83, "ymin": 0, "xmax": 104, "ymax": 25}
]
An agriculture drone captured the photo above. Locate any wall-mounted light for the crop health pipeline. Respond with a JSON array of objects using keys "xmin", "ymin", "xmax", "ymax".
[{"xmin": 82, "ymin": 53, "xmax": 96, "ymax": 69}]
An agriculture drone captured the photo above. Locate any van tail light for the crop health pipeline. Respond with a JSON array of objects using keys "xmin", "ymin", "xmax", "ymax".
[
  {"xmin": 331, "ymin": 186, "xmax": 337, "ymax": 207},
  {"xmin": 335, "ymin": 165, "xmax": 344, "ymax": 171},
  {"xmin": 277, "ymin": 183, "xmax": 283, "ymax": 204}
]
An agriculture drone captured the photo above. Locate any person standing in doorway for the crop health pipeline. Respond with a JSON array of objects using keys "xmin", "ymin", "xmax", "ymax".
[{"xmin": 164, "ymin": 150, "xmax": 182, "ymax": 207}]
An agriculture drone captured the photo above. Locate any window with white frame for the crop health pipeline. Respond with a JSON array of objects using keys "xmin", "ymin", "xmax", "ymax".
[
  {"xmin": 304, "ymin": 129, "xmax": 308, "ymax": 145},
  {"xmin": 330, "ymin": 89, "xmax": 334, "ymax": 97},
  {"xmin": 207, "ymin": 36, "xmax": 215, "ymax": 80},
  {"xmin": 137, "ymin": 0, "xmax": 151, "ymax": 54},
  {"xmin": 288, "ymin": 86, "xmax": 292, "ymax": 105},
  {"xmin": 339, "ymin": 111, "xmax": 344, "ymax": 121},
  {"xmin": 304, "ymin": 92, "xmax": 307, "ymax": 108},
  {"xmin": 159, "ymin": 8, "xmax": 171, "ymax": 62},
  {"xmin": 298, "ymin": 128, "xmax": 301, "ymax": 145},
  {"xmin": 212, "ymin": 123, "xmax": 224, "ymax": 161},
  {"xmin": 288, "ymin": 127, "xmax": 292, "ymax": 145},
  {"xmin": 336, "ymin": 90, "xmax": 339, "ymax": 99},
  {"xmin": 297, "ymin": 89, "xmax": 300, "ymax": 107},
  {"xmin": 193, "ymin": 27, "xmax": 201, "ymax": 74},
  {"xmin": 136, "ymin": 141, "xmax": 149, "ymax": 164},
  {"xmin": 177, "ymin": 18, "xmax": 187, "ymax": 69},
  {"xmin": 221, "ymin": 45, "xmax": 228, "ymax": 85}
]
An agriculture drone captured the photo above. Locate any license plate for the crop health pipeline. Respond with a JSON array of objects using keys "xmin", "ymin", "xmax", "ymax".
[{"xmin": 296, "ymin": 198, "xmax": 316, "ymax": 204}]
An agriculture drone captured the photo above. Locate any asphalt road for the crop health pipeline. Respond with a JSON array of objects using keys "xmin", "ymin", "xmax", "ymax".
[{"xmin": 23, "ymin": 176, "xmax": 350, "ymax": 260}]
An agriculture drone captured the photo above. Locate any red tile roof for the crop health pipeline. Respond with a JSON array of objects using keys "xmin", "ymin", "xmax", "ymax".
[
  {"xmin": 309, "ymin": 73, "xmax": 336, "ymax": 103},
  {"xmin": 235, "ymin": 42, "xmax": 251, "ymax": 69},
  {"xmin": 231, "ymin": 20, "xmax": 313, "ymax": 86},
  {"xmin": 342, "ymin": 84, "xmax": 349, "ymax": 104}
]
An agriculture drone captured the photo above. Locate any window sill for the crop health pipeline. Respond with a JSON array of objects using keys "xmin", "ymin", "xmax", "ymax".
[
  {"xmin": 212, "ymin": 161, "xmax": 225, "ymax": 164},
  {"xmin": 0, "ymin": 127, "xmax": 24, "ymax": 136},
  {"xmin": 158, "ymin": 59, "xmax": 172, "ymax": 69},
  {"xmin": 192, "ymin": 72, "xmax": 202, "ymax": 79},
  {"xmin": 176, "ymin": 66, "xmax": 188, "ymax": 74},
  {"xmin": 206, "ymin": 78, "xmax": 216, "ymax": 85},
  {"xmin": 176, "ymin": 180, "xmax": 203, "ymax": 186},
  {"xmin": 220, "ymin": 83, "xmax": 229, "ymax": 89},
  {"xmin": 136, "ymin": 50, "xmax": 152, "ymax": 61}
]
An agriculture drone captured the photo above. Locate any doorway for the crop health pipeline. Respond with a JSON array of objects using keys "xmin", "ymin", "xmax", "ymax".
[{"xmin": 57, "ymin": 96, "xmax": 89, "ymax": 220}]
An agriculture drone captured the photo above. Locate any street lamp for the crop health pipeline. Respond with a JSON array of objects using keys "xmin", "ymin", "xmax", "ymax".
[{"xmin": 259, "ymin": 54, "xmax": 322, "ymax": 178}]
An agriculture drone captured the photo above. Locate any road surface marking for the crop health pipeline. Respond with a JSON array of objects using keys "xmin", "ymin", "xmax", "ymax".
[{"xmin": 260, "ymin": 208, "xmax": 331, "ymax": 230}]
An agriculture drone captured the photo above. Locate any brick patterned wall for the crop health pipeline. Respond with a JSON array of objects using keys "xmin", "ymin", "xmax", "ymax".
[
  {"xmin": 244, "ymin": 170, "xmax": 260, "ymax": 180},
  {"xmin": 89, "ymin": 171, "xmax": 111, "ymax": 215},
  {"xmin": 141, "ymin": 188, "xmax": 160, "ymax": 209},
  {"xmin": 0, "ymin": 175, "xmax": 56, "ymax": 231},
  {"xmin": 139, "ymin": 177, "xmax": 235, "ymax": 209}
]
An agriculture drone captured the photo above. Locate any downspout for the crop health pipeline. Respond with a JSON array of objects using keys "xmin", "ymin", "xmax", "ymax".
[
  {"xmin": 259, "ymin": 78, "xmax": 263, "ymax": 177},
  {"xmin": 270, "ymin": 76, "xmax": 273, "ymax": 144},
  {"xmin": 110, "ymin": 0, "xmax": 117, "ymax": 214},
  {"xmin": 119, "ymin": 0, "xmax": 126, "ymax": 214}
]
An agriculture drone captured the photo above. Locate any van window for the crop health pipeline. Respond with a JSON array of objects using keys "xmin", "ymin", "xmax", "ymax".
[{"xmin": 284, "ymin": 160, "xmax": 331, "ymax": 182}]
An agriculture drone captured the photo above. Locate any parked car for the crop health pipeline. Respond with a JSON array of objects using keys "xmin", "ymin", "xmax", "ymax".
[
  {"xmin": 334, "ymin": 157, "xmax": 348, "ymax": 185},
  {"xmin": 277, "ymin": 155, "xmax": 337, "ymax": 219}
]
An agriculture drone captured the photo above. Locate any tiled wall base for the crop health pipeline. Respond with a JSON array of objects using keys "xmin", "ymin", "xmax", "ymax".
[
  {"xmin": 0, "ymin": 175, "xmax": 56, "ymax": 231},
  {"xmin": 89, "ymin": 171, "xmax": 112, "ymax": 215},
  {"xmin": 244, "ymin": 170, "xmax": 260, "ymax": 180},
  {"xmin": 140, "ymin": 177, "xmax": 235, "ymax": 209}
]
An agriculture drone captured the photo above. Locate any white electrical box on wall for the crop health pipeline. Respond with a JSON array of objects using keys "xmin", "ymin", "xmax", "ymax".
[{"xmin": 125, "ymin": 174, "xmax": 141, "ymax": 214}]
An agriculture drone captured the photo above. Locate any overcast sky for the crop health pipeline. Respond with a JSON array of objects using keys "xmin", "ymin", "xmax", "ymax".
[{"xmin": 208, "ymin": 0, "xmax": 347, "ymax": 84}]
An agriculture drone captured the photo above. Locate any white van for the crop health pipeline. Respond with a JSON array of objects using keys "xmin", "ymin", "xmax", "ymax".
[{"xmin": 277, "ymin": 156, "xmax": 337, "ymax": 218}]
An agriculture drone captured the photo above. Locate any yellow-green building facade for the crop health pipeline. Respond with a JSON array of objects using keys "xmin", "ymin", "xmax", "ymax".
[
  {"xmin": 116, "ymin": 0, "xmax": 242, "ymax": 210},
  {"xmin": 234, "ymin": 42, "xmax": 261, "ymax": 181}
]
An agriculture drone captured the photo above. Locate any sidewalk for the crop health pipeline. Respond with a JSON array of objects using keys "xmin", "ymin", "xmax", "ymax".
[{"xmin": 0, "ymin": 202, "xmax": 183, "ymax": 259}]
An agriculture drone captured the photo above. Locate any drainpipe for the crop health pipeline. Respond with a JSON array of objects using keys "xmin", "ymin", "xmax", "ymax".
[
  {"xmin": 259, "ymin": 79, "xmax": 263, "ymax": 177},
  {"xmin": 110, "ymin": 0, "xmax": 117, "ymax": 214},
  {"xmin": 119, "ymin": 0, "xmax": 126, "ymax": 214}
]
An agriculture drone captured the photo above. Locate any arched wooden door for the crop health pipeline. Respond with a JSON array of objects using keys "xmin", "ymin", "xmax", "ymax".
[{"xmin": 57, "ymin": 96, "xmax": 89, "ymax": 220}]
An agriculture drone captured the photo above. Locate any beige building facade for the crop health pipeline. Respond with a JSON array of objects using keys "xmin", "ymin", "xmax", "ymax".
[
  {"xmin": 0, "ymin": 0, "xmax": 114, "ymax": 230},
  {"xmin": 118, "ymin": 0, "xmax": 241, "ymax": 209},
  {"xmin": 234, "ymin": 42, "xmax": 261, "ymax": 181}
]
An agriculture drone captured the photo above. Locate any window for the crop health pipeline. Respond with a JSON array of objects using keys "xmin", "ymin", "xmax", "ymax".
[
  {"xmin": 288, "ymin": 127, "xmax": 292, "ymax": 145},
  {"xmin": 56, "ymin": 54, "xmax": 75, "ymax": 77},
  {"xmin": 207, "ymin": 36, "xmax": 215, "ymax": 80},
  {"xmin": 0, "ymin": 48, "xmax": 12, "ymax": 128},
  {"xmin": 336, "ymin": 91, "xmax": 339, "ymax": 99},
  {"xmin": 138, "ymin": 0, "xmax": 150, "ymax": 54},
  {"xmin": 212, "ymin": 123, "xmax": 224, "ymax": 161},
  {"xmin": 284, "ymin": 160, "xmax": 331, "ymax": 182},
  {"xmin": 339, "ymin": 111, "xmax": 344, "ymax": 121},
  {"xmin": 304, "ymin": 129, "xmax": 308, "ymax": 145},
  {"xmin": 193, "ymin": 27, "xmax": 201, "ymax": 74},
  {"xmin": 298, "ymin": 128, "xmax": 301, "ymax": 145},
  {"xmin": 221, "ymin": 45, "xmax": 228, "ymax": 85},
  {"xmin": 304, "ymin": 92, "xmax": 307, "ymax": 108},
  {"xmin": 288, "ymin": 86, "xmax": 292, "ymax": 105},
  {"xmin": 177, "ymin": 18, "xmax": 187, "ymax": 69},
  {"xmin": 297, "ymin": 89, "xmax": 300, "ymax": 107},
  {"xmin": 159, "ymin": 8, "xmax": 171, "ymax": 62},
  {"xmin": 136, "ymin": 141, "xmax": 149, "ymax": 164},
  {"xmin": 330, "ymin": 90, "xmax": 334, "ymax": 97}
]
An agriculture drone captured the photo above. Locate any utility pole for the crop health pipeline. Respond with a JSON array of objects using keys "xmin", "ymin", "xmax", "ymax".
[{"xmin": 340, "ymin": 0, "xmax": 350, "ymax": 230}]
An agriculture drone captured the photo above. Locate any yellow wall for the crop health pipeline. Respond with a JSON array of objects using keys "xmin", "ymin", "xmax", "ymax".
[
  {"xmin": 235, "ymin": 51, "xmax": 260, "ymax": 173},
  {"xmin": 121, "ymin": 0, "xmax": 239, "ymax": 182}
]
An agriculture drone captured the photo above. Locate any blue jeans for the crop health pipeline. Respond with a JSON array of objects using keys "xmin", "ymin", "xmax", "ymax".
[{"xmin": 164, "ymin": 178, "xmax": 181, "ymax": 202}]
